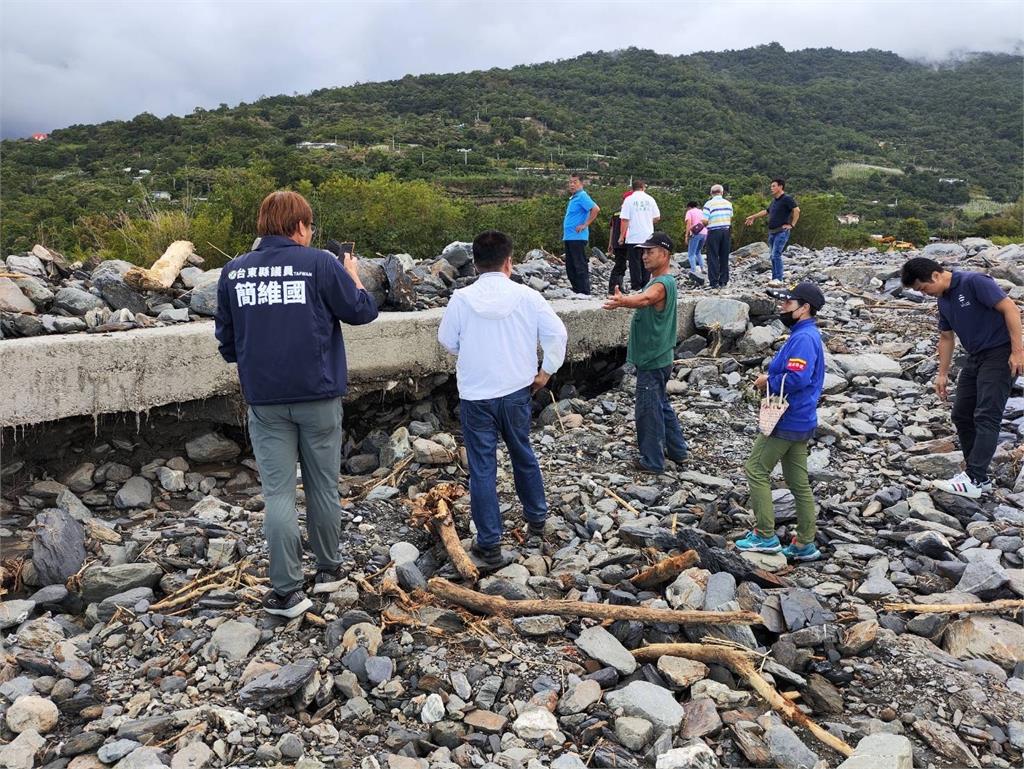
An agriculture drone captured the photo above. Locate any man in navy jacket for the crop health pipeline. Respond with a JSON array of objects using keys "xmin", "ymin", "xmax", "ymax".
[
  {"xmin": 737, "ymin": 282, "xmax": 826, "ymax": 562},
  {"xmin": 215, "ymin": 190, "xmax": 377, "ymax": 617}
]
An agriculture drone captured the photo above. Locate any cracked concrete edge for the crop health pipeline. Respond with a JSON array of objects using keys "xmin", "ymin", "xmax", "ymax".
[{"xmin": 0, "ymin": 298, "xmax": 698, "ymax": 428}]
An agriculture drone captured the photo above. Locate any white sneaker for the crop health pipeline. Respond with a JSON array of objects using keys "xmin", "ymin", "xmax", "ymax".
[{"xmin": 931, "ymin": 471, "xmax": 982, "ymax": 499}]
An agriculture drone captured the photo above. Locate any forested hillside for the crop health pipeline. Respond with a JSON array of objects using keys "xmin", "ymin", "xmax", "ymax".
[{"xmin": 2, "ymin": 44, "xmax": 1021, "ymax": 262}]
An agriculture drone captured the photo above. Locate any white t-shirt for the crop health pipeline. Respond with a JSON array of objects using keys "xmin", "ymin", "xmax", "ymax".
[{"xmin": 620, "ymin": 190, "xmax": 661, "ymax": 244}]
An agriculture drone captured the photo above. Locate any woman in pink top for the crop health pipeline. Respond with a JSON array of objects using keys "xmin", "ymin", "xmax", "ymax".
[{"xmin": 684, "ymin": 201, "xmax": 706, "ymax": 278}]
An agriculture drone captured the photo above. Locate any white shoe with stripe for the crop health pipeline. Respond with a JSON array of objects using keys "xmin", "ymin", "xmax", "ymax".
[{"xmin": 931, "ymin": 471, "xmax": 983, "ymax": 499}]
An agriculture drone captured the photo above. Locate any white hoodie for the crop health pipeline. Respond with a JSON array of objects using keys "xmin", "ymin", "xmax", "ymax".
[{"xmin": 438, "ymin": 272, "xmax": 568, "ymax": 401}]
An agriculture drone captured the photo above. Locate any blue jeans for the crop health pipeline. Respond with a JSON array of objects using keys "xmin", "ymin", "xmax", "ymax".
[
  {"xmin": 687, "ymin": 233, "xmax": 706, "ymax": 273},
  {"xmin": 459, "ymin": 387, "xmax": 547, "ymax": 548},
  {"xmin": 768, "ymin": 229, "xmax": 790, "ymax": 281},
  {"xmin": 635, "ymin": 366, "xmax": 688, "ymax": 472}
]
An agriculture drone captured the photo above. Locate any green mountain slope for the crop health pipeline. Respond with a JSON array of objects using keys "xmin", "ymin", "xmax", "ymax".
[{"xmin": 2, "ymin": 44, "xmax": 1020, "ymax": 256}]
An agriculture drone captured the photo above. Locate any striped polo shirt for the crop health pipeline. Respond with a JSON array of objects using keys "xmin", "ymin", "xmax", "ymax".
[{"xmin": 702, "ymin": 195, "xmax": 734, "ymax": 230}]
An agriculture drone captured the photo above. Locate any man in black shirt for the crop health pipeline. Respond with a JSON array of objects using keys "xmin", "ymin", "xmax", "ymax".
[{"xmin": 745, "ymin": 178, "xmax": 800, "ymax": 283}]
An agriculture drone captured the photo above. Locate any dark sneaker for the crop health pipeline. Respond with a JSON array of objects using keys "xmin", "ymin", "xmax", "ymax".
[
  {"xmin": 470, "ymin": 540, "xmax": 504, "ymax": 568},
  {"xmin": 262, "ymin": 589, "xmax": 313, "ymax": 618},
  {"xmin": 314, "ymin": 566, "xmax": 344, "ymax": 585}
]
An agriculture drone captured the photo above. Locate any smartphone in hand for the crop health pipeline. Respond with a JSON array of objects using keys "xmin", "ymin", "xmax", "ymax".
[{"xmin": 325, "ymin": 239, "xmax": 355, "ymax": 260}]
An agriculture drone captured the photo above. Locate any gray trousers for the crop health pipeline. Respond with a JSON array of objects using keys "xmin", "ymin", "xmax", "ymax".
[{"xmin": 248, "ymin": 397, "xmax": 344, "ymax": 594}]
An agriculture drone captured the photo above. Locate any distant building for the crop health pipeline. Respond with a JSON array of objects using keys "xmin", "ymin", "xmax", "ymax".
[
  {"xmin": 150, "ymin": 191, "xmax": 171, "ymax": 202},
  {"xmin": 138, "ymin": 169, "xmax": 151, "ymax": 175},
  {"xmin": 837, "ymin": 213, "xmax": 861, "ymax": 225},
  {"xmin": 31, "ymin": 133, "xmax": 48, "ymax": 141},
  {"xmin": 296, "ymin": 141, "xmax": 339, "ymax": 149},
  {"xmin": 939, "ymin": 178, "xmax": 965, "ymax": 184}
]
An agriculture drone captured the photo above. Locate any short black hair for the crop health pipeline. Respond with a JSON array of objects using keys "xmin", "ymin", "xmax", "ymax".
[
  {"xmin": 472, "ymin": 230, "xmax": 513, "ymax": 270},
  {"xmin": 632, "ymin": 179, "xmax": 645, "ymax": 191},
  {"xmin": 901, "ymin": 257, "xmax": 945, "ymax": 287},
  {"xmin": 686, "ymin": 200, "xmax": 698, "ymax": 209},
  {"xmin": 771, "ymin": 178, "xmax": 786, "ymax": 189},
  {"xmin": 570, "ymin": 173, "xmax": 584, "ymax": 182}
]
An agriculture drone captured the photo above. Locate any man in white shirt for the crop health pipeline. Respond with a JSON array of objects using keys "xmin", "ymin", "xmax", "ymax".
[
  {"xmin": 619, "ymin": 179, "xmax": 661, "ymax": 291},
  {"xmin": 438, "ymin": 230, "xmax": 569, "ymax": 566}
]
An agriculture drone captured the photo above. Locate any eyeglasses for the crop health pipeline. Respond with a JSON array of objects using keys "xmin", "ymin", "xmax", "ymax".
[{"xmin": 308, "ymin": 223, "xmax": 317, "ymax": 237}]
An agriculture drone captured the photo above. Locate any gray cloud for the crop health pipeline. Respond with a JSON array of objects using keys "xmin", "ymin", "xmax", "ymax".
[{"xmin": 2, "ymin": 0, "xmax": 1021, "ymax": 138}]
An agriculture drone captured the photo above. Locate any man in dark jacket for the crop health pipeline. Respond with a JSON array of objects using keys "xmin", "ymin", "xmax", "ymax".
[
  {"xmin": 736, "ymin": 282, "xmax": 826, "ymax": 562},
  {"xmin": 215, "ymin": 190, "xmax": 378, "ymax": 617}
]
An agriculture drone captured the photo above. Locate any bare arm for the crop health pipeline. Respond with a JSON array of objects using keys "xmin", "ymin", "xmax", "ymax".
[
  {"xmin": 583, "ymin": 204, "xmax": 600, "ymax": 229},
  {"xmin": 603, "ymin": 280, "xmax": 667, "ymax": 310},
  {"xmin": 935, "ymin": 330, "xmax": 955, "ymax": 400},
  {"xmin": 744, "ymin": 209, "xmax": 768, "ymax": 226},
  {"xmin": 619, "ymin": 217, "xmax": 629, "ymax": 244},
  {"xmin": 787, "ymin": 207, "xmax": 801, "ymax": 229},
  {"xmin": 996, "ymin": 297, "xmax": 1024, "ymax": 375}
]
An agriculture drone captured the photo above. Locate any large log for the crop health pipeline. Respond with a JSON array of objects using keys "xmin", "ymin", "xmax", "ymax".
[
  {"xmin": 427, "ymin": 577, "xmax": 763, "ymax": 626},
  {"xmin": 632, "ymin": 642, "xmax": 854, "ymax": 758},
  {"xmin": 124, "ymin": 240, "xmax": 195, "ymax": 292}
]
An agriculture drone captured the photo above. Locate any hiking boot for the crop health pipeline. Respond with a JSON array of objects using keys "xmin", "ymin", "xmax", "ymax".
[
  {"xmin": 470, "ymin": 540, "xmax": 504, "ymax": 568},
  {"xmin": 735, "ymin": 530, "xmax": 783, "ymax": 554},
  {"xmin": 782, "ymin": 538, "xmax": 822, "ymax": 562},
  {"xmin": 262, "ymin": 589, "xmax": 313, "ymax": 619},
  {"xmin": 526, "ymin": 520, "xmax": 546, "ymax": 546},
  {"xmin": 633, "ymin": 459, "xmax": 663, "ymax": 475},
  {"xmin": 314, "ymin": 565, "xmax": 345, "ymax": 585},
  {"xmin": 931, "ymin": 471, "xmax": 983, "ymax": 499}
]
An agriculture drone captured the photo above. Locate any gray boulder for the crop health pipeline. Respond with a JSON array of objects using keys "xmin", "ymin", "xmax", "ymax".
[
  {"xmin": 94, "ymin": 274, "xmax": 148, "ymax": 314},
  {"xmin": 114, "ymin": 476, "xmax": 152, "ymax": 509},
  {"xmin": 238, "ymin": 659, "xmax": 317, "ymax": 708},
  {"xmin": 189, "ymin": 280, "xmax": 219, "ymax": 317},
  {"xmin": 79, "ymin": 563, "xmax": 163, "ymax": 602},
  {"xmin": 6, "ymin": 254, "xmax": 46, "ymax": 278},
  {"xmin": 923, "ymin": 242, "xmax": 967, "ymax": 260},
  {"xmin": 694, "ymin": 298, "xmax": 749, "ymax": 337},
  {"xmin": 185, "ymin": 432, "xmax": 241, "ymax": 462},
  {"xmin": 605, "ymin": 681, "xmax": 684, "ymax": 731},
  {"xmin": 834, "ymin": 353, "xmax": 903, "ymax": 378},
  {"xmin": 32, "ymin": 510, "xmax": 86, "ymax": 585},
  {"xmin": 53, "ymin": 287, "xmax": 107, "ymax": 316}
]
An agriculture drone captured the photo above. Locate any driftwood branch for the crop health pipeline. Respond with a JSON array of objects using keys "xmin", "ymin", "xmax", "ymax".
[
  {"xmin": 630, "ymin": 550, "xmax": 700, "ymax": 588},
  {"xmin": 427, "ymin": 577, "xmax": 763, "ymax": 626},
  {"xmin": 632, "ymin": 643, "xmax": 854, "ymax": 758},
  {"xmin": 882, "ymin": 598, "xmax": 1024, "ymax": 615},
  {"xmin": 409, "ymin": 484, "xmax": 479, "ymax": 583}
]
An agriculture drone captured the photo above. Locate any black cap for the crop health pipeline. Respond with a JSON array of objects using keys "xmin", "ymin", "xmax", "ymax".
[
  {"xmin": 636, "ymin": 232, "xmax": 674, "ymax": 252},
  {"xmin": 767, "ymin": 281, "xmax": 826, "ymax": 311}
]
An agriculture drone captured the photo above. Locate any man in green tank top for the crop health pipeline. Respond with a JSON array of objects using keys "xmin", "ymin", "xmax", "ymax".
[{"xmin": 604, "ymin": 232, "xmax": 688, "ymax": 473}]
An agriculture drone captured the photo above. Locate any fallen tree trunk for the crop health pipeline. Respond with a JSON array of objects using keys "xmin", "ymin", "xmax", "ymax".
[
  {"xmin": 630, "ymin": 550, "xmax": 700, "ymax": 588},
  {"xmin": 882, "ymin": 598, "xmax": 1024, "ymax": 615},
  {"xmin": 427, "ymin": 577, "xmax": 763, "ymax": 626},
  {"xmin": 632, "ymin": 643, "xmax": 853, "ymax": 758},
  {"xmin": 125, "ymin": 240, "xmax": 194, "ymax": 292}
]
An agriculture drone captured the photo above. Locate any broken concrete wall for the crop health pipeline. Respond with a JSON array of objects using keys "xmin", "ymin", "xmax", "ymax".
[{"xmin": 0, "ymin": 298, "xmax": 698, "ymax": 429}]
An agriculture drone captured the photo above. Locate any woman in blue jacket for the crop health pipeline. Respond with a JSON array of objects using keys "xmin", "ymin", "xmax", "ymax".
[{"xmin": 736, "ymin": 283, "xmax": 827, "ymax": 562}]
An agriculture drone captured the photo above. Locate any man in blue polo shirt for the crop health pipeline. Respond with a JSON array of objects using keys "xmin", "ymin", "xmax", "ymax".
[
  {"xmin": 562, "ymin": 173, "xmax": 600, "ymax": 295},
  {"xmin": 902, "ymin": 257, "xmax": 1024, "ymax": 499}
]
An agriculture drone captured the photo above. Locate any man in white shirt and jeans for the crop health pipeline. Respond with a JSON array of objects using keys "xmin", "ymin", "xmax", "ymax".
[
  {"xmin": 438, "ymin": 230, "xmax": 569, "ymax": 566},
  {"xmin": 619, "ymin": 179, "xmax": 661, "ymax": 291}
]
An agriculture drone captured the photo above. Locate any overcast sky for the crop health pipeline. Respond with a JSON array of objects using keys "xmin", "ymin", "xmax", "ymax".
[{"xmin": 1, "ymin": 0, "xmax": 1021, "ymax": 139}]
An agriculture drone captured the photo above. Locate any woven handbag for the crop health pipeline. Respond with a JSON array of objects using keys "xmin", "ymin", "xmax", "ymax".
[{"xmin": 758, "ymin": 373, "xmax": 789, "ymax": 436}]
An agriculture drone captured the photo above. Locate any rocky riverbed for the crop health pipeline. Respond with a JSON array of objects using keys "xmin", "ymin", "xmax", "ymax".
[
  {"xmin": 3, "ymin": 237, "xmax": 1022, "ymax": 340},
  {"xmin": 1, "ymin": 237, "xmax": 1023, "ymax": 769}
]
